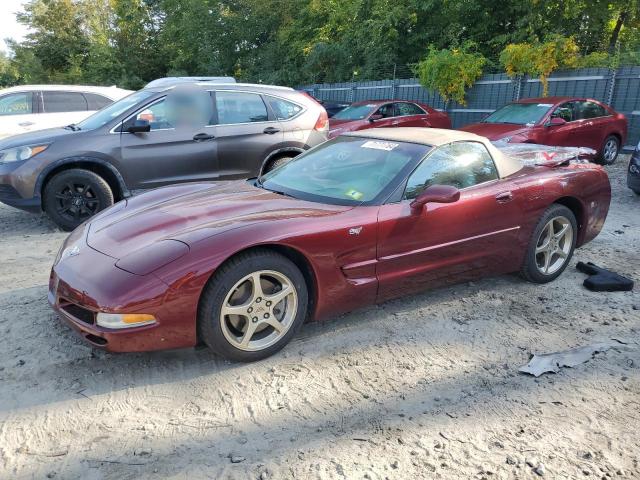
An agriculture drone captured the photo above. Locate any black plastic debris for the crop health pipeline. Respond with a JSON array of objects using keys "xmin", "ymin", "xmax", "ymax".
[{"xmin": 577, "ymin": 262, "xmax": 634, "ymax": 292}]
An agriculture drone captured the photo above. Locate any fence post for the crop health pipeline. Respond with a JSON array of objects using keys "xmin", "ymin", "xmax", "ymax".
[
  {"xmin": 514, "ymin": 75, "xmax": 523, "ymax": 101},
  {"xmin": 606, "ymin": 68, "xmax": 617, "ymax": 106},
  {"xmin": 349, "ymin": 83, "xmax": 356, "ymax": 103},
  {"xmin": 391, "ymin": 79, "xmax": 398, "ymax": 99}
]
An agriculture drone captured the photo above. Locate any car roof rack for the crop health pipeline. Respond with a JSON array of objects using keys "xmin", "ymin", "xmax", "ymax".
[{"xmin": 144, "ymin": 76, "xmax": 237, "ymax": 89}]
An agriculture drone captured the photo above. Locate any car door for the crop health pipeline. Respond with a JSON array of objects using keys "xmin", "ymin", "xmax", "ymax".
[
  {"xmin": 0, "ymin": 91, "xmax": 37, "ymax": 138},
  {"xmin": 119, "ymin": 92, "xmax": 219, "ymax": 191},
  {"xmin": 40, "ymin": 91, "xmax": 92, "ymax": 129},
  {"xmin": 368, "ymin": 103, "xmax": 397, "ymax": 129},
  {"xmin": 393, "ymin": 102, "xmax": 429, "ymax": 127},
  {"xmin": 376, "ymin": 141, "xmax": 523, "ymax": 302},
  {"xmin": 538, "ymin": 101, "xmax": 584, "ymax": 147},
  {"xmin": 212, "ymin": 90, "xmax": 284, "ymax": 179},
  {"xmin": 574, "ymin": 101, "xmax": 610, "ymax": 150}
]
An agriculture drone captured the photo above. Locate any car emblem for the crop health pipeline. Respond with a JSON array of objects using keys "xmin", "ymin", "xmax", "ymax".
[
  {"xmin": 349, "ymin": 227, "xmax": 363, "ymax": 236},
  {"xmin": 66, "ymin": 245, "xmax": 81, "ymax": 258}
]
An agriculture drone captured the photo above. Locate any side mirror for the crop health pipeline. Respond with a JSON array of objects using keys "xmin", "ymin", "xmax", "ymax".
[
  {"xmin": 127, "ymin": 119, "xmax": 151, "ymax": 133},
  {"xmin": 548, "ymin": 117, "xmax": 566, "ymax": 127},
  {"xmin": 410, "ymin": 185, "xmax": 460, "ymax": 213},
  {"xmin": 369, "ymin": 114, "xmax": 383, "ymax": 122}
]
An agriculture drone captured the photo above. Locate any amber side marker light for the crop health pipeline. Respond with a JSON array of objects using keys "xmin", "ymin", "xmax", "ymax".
[{"xmin": 96, "ymin": 313, "xmax": 156, "ymax": 329}]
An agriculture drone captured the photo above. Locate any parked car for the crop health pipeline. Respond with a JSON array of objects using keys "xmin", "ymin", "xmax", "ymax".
[
  {"xmin": 328, "ymin": 100, "xmax": 451, "ymax": 138},
  {"xmin": 0, "ymin": 85, "xmax": 132, "ymax": 139},
  {"xmin": 0, "ymin": 82, "xmax": 328, "ymax": 230},
  {"xmin": 459, "ymin": 97, "xmax": 627, "ymax": 165},
  {"xmin": 319, "ymin": 100, "xmax": 350, "ymax": 118},
  {"xmin": 628, "ymin": 141, "xmax": 640, "ymax": 195},
  {"xmin": 49, "ymin": 128, "xmax": 610, "ymax": 362}
]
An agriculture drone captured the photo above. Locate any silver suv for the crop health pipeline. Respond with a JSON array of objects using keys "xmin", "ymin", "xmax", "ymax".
[{"xmin": 0, "ymin": 81, "xmax": 329, "ymax": 230}]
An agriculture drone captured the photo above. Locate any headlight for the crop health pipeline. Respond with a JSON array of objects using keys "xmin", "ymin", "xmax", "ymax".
[
  {"xmin": 0, "ymin": 144, "xmax": 49, "ymax": 163},
  {"xmin": 96, "ymin": 313, "xmax": 156, "ymax": 329}
]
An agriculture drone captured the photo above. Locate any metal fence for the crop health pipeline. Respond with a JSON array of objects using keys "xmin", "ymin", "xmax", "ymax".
[{"xmin": 300, "ymin": 66, "xmax": 640, "ymax": 151}]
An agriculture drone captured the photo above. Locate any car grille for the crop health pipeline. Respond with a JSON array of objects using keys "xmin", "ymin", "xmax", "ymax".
[{"xmin": 59, "ymin": 300, "xmax": 95, "ymax": 325}]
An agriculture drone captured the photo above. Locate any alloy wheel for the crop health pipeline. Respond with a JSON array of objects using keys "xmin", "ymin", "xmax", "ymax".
[
  {"xmin": 603, "ymin": 138, "xmax": 618, "ymax": 163},
  {"xmin": 220, "ymin": 270, "xmax": 298, "ymax": 351},
  {"xmin": 54, "ymin": 181, "xmax": 101, "ymax": 222},
  {"xmin": 535, "ymin": 216, "xmax": 574, "ymax": 275}
]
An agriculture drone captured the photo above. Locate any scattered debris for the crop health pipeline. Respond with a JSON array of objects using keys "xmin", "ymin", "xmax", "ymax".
[
  {"xmin": 229, "ymin": 455, "xmax": 246, "ymax": 463},
  {"xmin": 519, "ymin": 341, "xmax": 628, "ymax": 377},
  {"xmin": 576, "ymin": 262, "xmax": 634, "ymax": 292}
]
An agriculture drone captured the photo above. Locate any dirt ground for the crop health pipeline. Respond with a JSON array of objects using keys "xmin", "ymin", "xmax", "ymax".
[{"xmin": 0, "ymin": 159, "xmax": 638, "ymax": 480}]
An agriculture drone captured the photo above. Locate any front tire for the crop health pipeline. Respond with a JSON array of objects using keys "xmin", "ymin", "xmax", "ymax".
[
  {"xmin": 265, "ymin": 155, "xmax": 295, "ymax": 173},
  {"xmin": 198, "ymin": 249, "xmax": 309, "ymax": 362},
  {"xmin": 520, "ymin": 204, "xmax": 577, "ymax": 284},
  {"xmin": 43, "ymin": 169, "xmax": 114, "ymax": 231},
  {"xmin": 599, "ymin": 135, "xmax": 619, "ymax": 165}
]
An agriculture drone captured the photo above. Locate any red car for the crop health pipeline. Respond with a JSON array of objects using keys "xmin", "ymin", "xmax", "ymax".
[
  {"xmin": 328, "ymin": 100, "xmax": 451, "ymax": 138},
  {"xmin": 49, "ymin": 128, "xmax": 611, "ymax": 362},
  {"xmin": 460, "ymin": 97, "xmax": 627, "ymax": 164}
]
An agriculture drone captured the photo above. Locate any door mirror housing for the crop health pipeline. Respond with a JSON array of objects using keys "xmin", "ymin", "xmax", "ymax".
[
  {"xmin": 127, "ymin": 119, "xmax": 151, "ymax": 133},
  {"xmin": 369, "ymin": 114, "xmax": 383, "ymax": 122},
  {"xmin": 410, "ymin": 185, "xmax": 461, "ymax": 213},
  {"xmin": 548, "ymin": 117, "xmax": 567, "ymax": 127}
]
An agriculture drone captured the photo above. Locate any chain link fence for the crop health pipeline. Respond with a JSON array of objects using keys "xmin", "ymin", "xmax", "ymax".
[{"xmin": 300, "ymin": 66, "xmax": 640, "ymax": 151}]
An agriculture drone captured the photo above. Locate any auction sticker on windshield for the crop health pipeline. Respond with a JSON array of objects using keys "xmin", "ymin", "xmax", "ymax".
[{"xmin": 361, "ymin": 140, "xmax": 399, "ymax": 151}]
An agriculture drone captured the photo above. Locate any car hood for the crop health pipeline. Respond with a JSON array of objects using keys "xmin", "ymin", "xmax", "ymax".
[
  {"xmin": 0, "ymin": 127, "xmax": 78, "ymax": 149},
  {"xmin": 87, "ymin": 181, "xmax": 352, "ymax": 258},
  {"xmin": 328, "ymin": 119, "xmax": 366, "ymax": 137},
  {"xmin": 459, "ymin": 123, "xmax": 530, "ymax": 140}
]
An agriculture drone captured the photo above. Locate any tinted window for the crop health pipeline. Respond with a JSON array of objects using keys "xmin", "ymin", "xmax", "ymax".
[
  {"xmin": 43, "ymin": 91, "xmax": 88, "ymax": 113},
  {"xmin": 261, "ymin": 136, "xmax": 431, "ymax": 205},
  {"xmin": 404, "ymin": 142, "xmax": 498, "ymax": 199},
  {"xmin": 215, "ymin": 91, "xmax": 268, "ymax": 124},
  {"xmin": 0, "ymin": 92, "xmax": 33, "ymax": 116},
  {"xmin": 551, "ymin": 102, "xmax": 576, "ymax": 122},
  {"xmin": 376, "ymin": 104, "xmax": 395, "ymax": 118},
  {"xmin": 484, "ymin": 102, "xmax": 552, "ymax": 125},
  {"xmin": 267, "ymin": 96, "xmax": 303, "ymax": 120},
  {"xmin": 395, "ymin": 102, "xmax": 425, "ymax": 116},
  {"xmin": 84, "ymin": 93, "xmax": 113, "ymax": 110},
  {"xmin": 577, "ymin": 101, "xmax": 606, "ymax": 119}
]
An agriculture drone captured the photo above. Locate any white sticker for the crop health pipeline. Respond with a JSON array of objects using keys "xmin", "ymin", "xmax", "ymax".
[
  {"xmin": 366, "ymin": 104, "xmax": 378, "ymax": 108},
  {"xmin": 361, "ymin": 140, "xmax": 399, "ymax": 151},
  {"xmin": 537, "ymin": 103, "xmax": 553, "ymax": 107}
]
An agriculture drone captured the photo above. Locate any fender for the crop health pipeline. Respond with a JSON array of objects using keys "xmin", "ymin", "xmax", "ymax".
[
  {"xmin": 259, "ymin": 146, "xmax": 307, "ymax": 176},
  {"xmin": 34, "ymin": 156, "xmax": 130, "ymax": 200}
]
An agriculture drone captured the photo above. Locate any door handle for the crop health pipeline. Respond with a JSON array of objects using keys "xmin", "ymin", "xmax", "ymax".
[
  {"xmin": 496, "ymin": 191, "xmax": 513, "ymax": 203},
  {"xmin": 193, "ymin": 133, "xmax": 215, "ymax": 142},
  {"xmin": 263, "ymin": 127, "xmax": 280, "ymax": 135}
]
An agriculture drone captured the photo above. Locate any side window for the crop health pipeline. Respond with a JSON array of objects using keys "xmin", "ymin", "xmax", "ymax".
[
  {"xmin": 84, "ymin": 93, "xmax": 113, "ymax": 111},
  {"xmin": 376, "ymin": 104, "xmax": 395, "ymax": 118},
  {"xmin": 577, "ymin": 101, "xmax": 606, "ymax": 120},
  {"xmin": 0, "ymin": 92, "xmax": 33, "ymax": 116},
  {"xmin": 404, "ymin": 142, "xmax": 499, "ymax": 199},
  {"xmin": 551, "ymin": 102, "xmax": 575, "ymax": 122},
  {"xmin": 266, "ymin": 96, "xmax": 303, "ymax": 120},
  {"xmin": 395, "ymin": 102, "xmax": 425, "ymax": 116},
  {"xmin": 129, "ymin": 98, "xmax": 173, "ymax": 131},
  {"xmin": 42, "ymin": 91, "xmax": 88, "ymax": 113},
  {"xmin": 215, "ymin": 91, "xmax": 269, "ymax": 124}
]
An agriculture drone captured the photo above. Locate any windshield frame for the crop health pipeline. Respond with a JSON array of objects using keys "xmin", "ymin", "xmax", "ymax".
[
  {"xmin": 482, "ymin": 102, "xmax": 554, "ymax": 126},
  {"xmin": 259, "ymin": 135, "xmax": 433, "ymax": 206},
  {"xmin": 76, "ymin": 89, "xmax": 159, "ymax": 132}
]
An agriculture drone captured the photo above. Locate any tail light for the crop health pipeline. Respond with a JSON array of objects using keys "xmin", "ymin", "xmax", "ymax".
[{"xmin": 314, "ymin": 109, "xmax": 329, "ymax": 132}]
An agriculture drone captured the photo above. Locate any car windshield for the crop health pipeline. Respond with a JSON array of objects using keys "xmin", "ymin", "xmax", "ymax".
[
  {"xmin": 332, "ymin": 104, "xmax": 377, "ymax": 121},
  {"xmin": 260, "ymin": 136, "xmax": 431, "ymax": 205},
  {"xmin": 483, "ymin": 102, "xmax": 553, "ymax": 125},
  {"xmin": 76, "ymin": 90, "xmax": 155, "ymax": 130}
]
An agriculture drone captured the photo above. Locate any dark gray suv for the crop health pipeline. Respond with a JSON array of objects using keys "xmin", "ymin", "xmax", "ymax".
[{"xmin": 0, "ymin": 81, "xmax": 329, "ymax": 229}]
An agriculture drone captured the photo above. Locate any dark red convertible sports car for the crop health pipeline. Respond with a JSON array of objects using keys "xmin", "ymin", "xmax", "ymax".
[
  {"xmin": 329, "ymin": 100, "xmax": 451, "ymax": 138},
  {"xmin": 460, "ymin": 97, "xmax": 627, "ymax": 165},
  {"xmin": 49, "ymin": 128, "xmax": 611, "ymax": 362}
]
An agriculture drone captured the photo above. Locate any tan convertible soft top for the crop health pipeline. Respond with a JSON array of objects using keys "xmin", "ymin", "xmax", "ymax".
[{"xmin": 346, "ymin": 127, "xmax": 523, "ymax": 178}]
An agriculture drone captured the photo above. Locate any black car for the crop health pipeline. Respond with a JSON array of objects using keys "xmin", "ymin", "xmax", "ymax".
[
  {"xmin": 628, "ymin": 142, "xmax": 640, "ymax": 195},
  {"xmin": 0, "ymin": 81, "xmax": 329, "ymax": 230}
]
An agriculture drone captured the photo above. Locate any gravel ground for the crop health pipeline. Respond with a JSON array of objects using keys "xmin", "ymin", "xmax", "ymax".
[{"xmin": 0, "ymin": 159, "xmax": 638, "ymax": 480}]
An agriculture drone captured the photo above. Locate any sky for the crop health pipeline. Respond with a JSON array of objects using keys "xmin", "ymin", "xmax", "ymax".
[{"xmin": 0, "ymin": 0, "xmax": 29, "ymax": 53}]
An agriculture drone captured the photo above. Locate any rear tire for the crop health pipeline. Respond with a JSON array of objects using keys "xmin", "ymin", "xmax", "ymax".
[
  {"xmin": 43, "ymin": 169, "xmax": 114, "ymax": 231},
  {"xmin": 198, "ymin": 249, "xmax": 308, "ymax": 362},
  {"xmin": 520, "ymin": 204, "xmax": 577, "ymax": 284},
  {"xmin": 265, "ymin": 155, "xmax": 296, "ymax": 173},
  {"xmin": 598, "ymin": 135, "xmax": 619, "ymax": 165}
]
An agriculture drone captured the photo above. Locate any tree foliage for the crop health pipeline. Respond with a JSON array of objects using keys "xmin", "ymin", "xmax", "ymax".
[
  {"xmin": 415, "ymin": 46, "xmax": 486, "ymax": 105},
  {"xmin": 1, "ymin": 0, "xmax": 639, "ymax": 89}
]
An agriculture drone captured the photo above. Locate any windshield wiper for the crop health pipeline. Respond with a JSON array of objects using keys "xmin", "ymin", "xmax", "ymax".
[{"xmin": 64, "ymin": 124, "xmax": 81, "ymax": 131}]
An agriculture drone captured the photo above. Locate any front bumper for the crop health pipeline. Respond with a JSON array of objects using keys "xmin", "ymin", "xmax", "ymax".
[
  {"xmin": 49, "ymin": 239, "xmax": 197, "ymax": 352},
  {"xmin": 628, "ymin": 155, "xmax": 640, "ymax": 191},
  {"xmin": 0, "ymin": 161, "xmax": 40, "ymax": 212}
]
